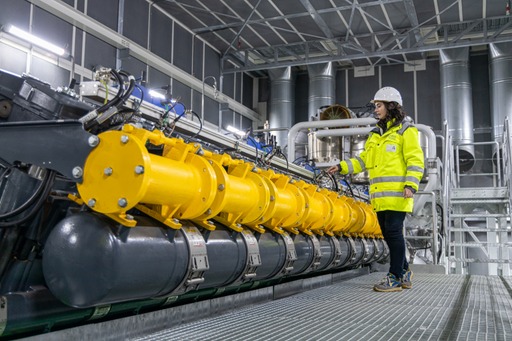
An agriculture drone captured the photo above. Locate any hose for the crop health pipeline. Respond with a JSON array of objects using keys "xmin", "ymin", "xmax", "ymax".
[
  {"xmin": 0, "ymin": 171, "xmax": 56, "ymax": 228},
  {"xmin": 0, "ymin": 170, "xmax": 50, "ymax": 220}
]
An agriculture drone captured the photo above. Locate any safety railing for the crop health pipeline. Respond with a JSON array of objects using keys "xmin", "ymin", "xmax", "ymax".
[
  {"xmin": 405, "ymin": 191, "xmax": 440, "ymax": 264},
  {"xmin": 502, "ymin": 117, "xmax": 512, "ymax": 212},
  {"xmin": 454, "ymin": 141, "xmax": 502, "ymax": 188},
  {"xmin": 441, "ymin": 121, "xmax": 453, "ymax": 261}
]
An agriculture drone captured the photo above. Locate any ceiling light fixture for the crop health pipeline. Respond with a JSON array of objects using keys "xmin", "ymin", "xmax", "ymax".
[
  {"xmin": 226, "ymin": 125, "xmax": 247, "ymax": 138},
  {"xmin": 148, "ymin": 89, "xmax": 166, "ymax": 100},
  {"xmin": 4, "ymin": 25, "xmax": 66, "ymax": 56}
]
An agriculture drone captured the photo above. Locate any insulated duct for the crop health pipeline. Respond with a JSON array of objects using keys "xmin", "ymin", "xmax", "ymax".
[
  {"xmin": 269, "ymin": 67, "xmax": 296, "ymax": 148},
  {"xmin": 489, "ymin": 42, "xmax": 512, "ymax": 144},
  {"xmin": 308, "ymin": 63, "xmax": 336, "ymax": 120},
  {"xmin": 440, "ymin": 48, "xmax": 475, "ymax": 172}
]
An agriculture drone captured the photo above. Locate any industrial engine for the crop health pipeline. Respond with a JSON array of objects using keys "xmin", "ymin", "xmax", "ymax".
[{"xmin": 0, "ymin": 68, "xmax": 389, "ymax": 338}]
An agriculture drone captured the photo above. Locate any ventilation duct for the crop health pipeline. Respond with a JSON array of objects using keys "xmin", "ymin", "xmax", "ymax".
[
  {"xmin": 440, "ymin": 47, "xmax": 475, "ymax": 172},
  {"xmin": 489, "ymin": 42, "xmax": 512, "ymax": 145},
  {"xmin": 308, "ymin": 63, "xmax": 336, "ymax": 120},
  {"xmin": 269, "ymin": 67, "xmax": 296, "ymax": 148}
]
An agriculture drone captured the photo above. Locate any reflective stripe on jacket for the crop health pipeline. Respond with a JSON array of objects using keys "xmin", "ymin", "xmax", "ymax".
[{"xmin": 339, "ymin": 119, "xmax": 424, "ymax": 212}]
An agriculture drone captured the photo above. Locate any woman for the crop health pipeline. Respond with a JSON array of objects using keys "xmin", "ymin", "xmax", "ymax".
[{"xmin": 327, "ymin": 86, "xmax": 424, "ymax": 292}]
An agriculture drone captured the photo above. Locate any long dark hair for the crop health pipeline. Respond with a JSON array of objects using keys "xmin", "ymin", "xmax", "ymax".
[{"xmin": 377, "ymin": 101, "xmax": 407, "ymax": 131}]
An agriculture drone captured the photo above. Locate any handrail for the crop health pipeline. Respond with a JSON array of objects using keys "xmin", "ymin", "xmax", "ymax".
[
  {"xmin": 441, "ymin": 120, "xmax": 453, "ymax": 264},
  {"xmin": 503, "ymin": 116, "xmax": 512, "ymax": 212},
  {"xmin": 406, "ymin": 191, "xmax": 439, "ymax": 264},
  {"xmin": 454, "ymin": 141, "xmax": 502, "ymax": 187}
]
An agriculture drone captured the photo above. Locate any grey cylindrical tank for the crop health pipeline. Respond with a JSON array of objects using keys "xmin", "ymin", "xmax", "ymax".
[
  {"xmin": 363, "ymin": 238, "xmax": 376, "ymax": 264},
  {"xmin": 346, "ymin": 237, "xmax": 366, "ymax": 267},
  {"xmin": 253, "ymin": 231, "xmax": 287, "ymax": 280},
  {"xmin": 43, "ymin": 213, "xmax": 189, "ymax": 308},
  {"xmin": 334, "ymin": 236, "xmax": 353, "ymax": 268},
  {"xmin": 288, "ymin": 234, "xmax": 314, "ymax": 275},
  {"xmin": 316, "ymin": 235, "xmax": 335, "ymax": 271},
  {"xmin": 197, "ymin": 224, "xmax": 247, "ymax": 289}
]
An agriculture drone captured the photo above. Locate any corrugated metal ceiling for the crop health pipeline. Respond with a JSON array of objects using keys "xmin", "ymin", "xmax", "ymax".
[{"xmin": 155, "ymin": 0, "xmax": 512, "ymax": 73}]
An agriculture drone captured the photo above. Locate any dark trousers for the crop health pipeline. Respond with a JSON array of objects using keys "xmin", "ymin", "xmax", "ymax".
[{"xmin": 376, "ymin": 210, "xmax": 408, "ymax": 278}]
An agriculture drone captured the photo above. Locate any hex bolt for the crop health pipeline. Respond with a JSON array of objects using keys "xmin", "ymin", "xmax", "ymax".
[
  {"xmin": 218, "ymin": 184, "xmax": 225, "ymax": 191},
  {"xmin": 270, "ymin": 195, "xmax": 275, "ymax": 201},
  {"xmin": 88, "ymin": 198, "xmax": 96, "ymax": 207},
  {"xmin": 72, "ymin": 166, "xmax": 83, "ymax": 179},
  {"xmin": 120, "ymin": 135, "xmax": 129, "ymax": 144},
  {"xmin": 88, "ymin": 135, "xmax": 100, "ymax": 147},
  {"xmin": 104, "ymin": 167, "xmax": 113, "ymax": 176},
  {"xmin": 206, "ymin": 208, "xmax": 212, "ymax": 215},
  {"xmin": 118, "ymin": 198, "xmax": 128, "ymax": 208},
  {"xmin": 135, "ymin": 165, "xmax": 144, "ymax": 174},
  {"xmin": 173, "ymin": 218, "xmax": 180, "ymax": 224}
]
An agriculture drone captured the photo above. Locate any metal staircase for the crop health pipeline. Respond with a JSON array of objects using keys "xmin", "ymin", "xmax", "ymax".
[{"xmin": 444, "ymin": 119, "xmax": 512, "ymax": 275}]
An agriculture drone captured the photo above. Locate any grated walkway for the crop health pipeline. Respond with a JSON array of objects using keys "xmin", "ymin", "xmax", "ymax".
[{"xmin": 131, "ymin": 273, "xmax": 512, "ymax": 341}]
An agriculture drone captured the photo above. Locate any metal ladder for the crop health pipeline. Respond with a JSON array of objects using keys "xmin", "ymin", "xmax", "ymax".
[{"xmin": 444, "ymin": 119, "xmax": 512, "ymax": 275}]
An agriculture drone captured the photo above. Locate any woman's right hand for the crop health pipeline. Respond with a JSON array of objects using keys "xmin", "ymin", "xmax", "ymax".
[{"xmin": 327, "ymin": 164, "xmax": 341, "ymax": 174}]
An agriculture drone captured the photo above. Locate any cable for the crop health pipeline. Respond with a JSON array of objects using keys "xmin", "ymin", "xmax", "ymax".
[
  {"xmin": 0, "ymin": 171, "xmax": 56, "ymax": 228},
  {"xmin": 0, "ymin": 171, "xmax": 50, "ymax": 220},
  {"xmin": 185, "ymin": 110, "xmax": 203, "ymax": 142}
]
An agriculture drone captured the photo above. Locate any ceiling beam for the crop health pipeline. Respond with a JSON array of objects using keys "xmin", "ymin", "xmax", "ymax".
[
  {"xmin": 222, "ymin": 16, "xmax": 512, "ymax": 73},
  {"xmin": 192, "ymin": 0, "xmax": 403, "ymax": 34}
]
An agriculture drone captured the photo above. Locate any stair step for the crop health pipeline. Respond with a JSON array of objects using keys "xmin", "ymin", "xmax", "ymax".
[
  {"xmin": 449, "ymin": 228, "xmax": 511, "ymax": 232},
  {"xmin": 448, "ymin": 257, "xmax": 511, "ymax": 264},
  {"xmin": 450, "ymin": 213, "xmax": 510, "ymax": 218},
  {"xmin": 450, "ymin": 242, "xmax": 512, "ymax": 247},
  {"xmin": 450, "ymin": 187, "xmax": 509, "ymax": 200},
  {"xmin": 450, "ymin": 199, "xmax": 509, "ymax": 204}
]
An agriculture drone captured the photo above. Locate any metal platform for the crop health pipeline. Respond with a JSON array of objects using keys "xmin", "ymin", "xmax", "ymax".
[{"xmin": 25, "ymin": 271, "xmax": 512, "ymax": 341}]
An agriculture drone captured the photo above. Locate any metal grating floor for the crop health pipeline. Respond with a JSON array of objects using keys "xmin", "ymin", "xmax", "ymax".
[{"xmin": 131, "ymin": 273, "xmax": 512, "ymax": 341}]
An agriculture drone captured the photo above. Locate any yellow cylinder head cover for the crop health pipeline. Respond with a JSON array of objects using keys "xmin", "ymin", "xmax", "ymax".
[
  {"xmin": 77, "ymin": 125, "xmax": 217, "ymax": 222},
  {"xmin": 343, "ymin": 197, "xmax": 365, "ymax": 235},
  {"xmin": 325, "ymin": 191, "xmax": 352, "ymax": 235},
  {"xmin": 293, "ymin": 180, "xmax": 333, "ymax": 234},
  {"xmin": 258, "ymin": 169, "xmax": 306, "ymax": 233}
]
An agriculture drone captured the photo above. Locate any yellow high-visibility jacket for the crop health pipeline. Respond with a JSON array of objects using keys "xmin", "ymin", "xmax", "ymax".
[{"xmin": 339, "ymin": 119, "xmax": 424, "ymax": 212}]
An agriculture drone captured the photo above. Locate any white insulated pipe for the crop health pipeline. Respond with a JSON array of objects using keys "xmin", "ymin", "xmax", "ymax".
[{"xmin": 287, "ymin": 117, "xmax": 377, "ymax": 161}]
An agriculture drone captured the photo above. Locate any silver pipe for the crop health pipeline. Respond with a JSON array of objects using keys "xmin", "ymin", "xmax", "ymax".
[
  {"xmin": 269, "ymin": 67, "xmax": 295, "ymax": 147},
  {"xmin": 287, "ymin": 117, "xmax": 377, "ymax": 160},
  {"xmin": 315, "ymin": 127, "xmax": 373, "ymax": 138},
  {"xmin": 489, "ymin": 42, "xmax": 512, "ymax": 143},
  {"xmin": 308, "ymin": 63, "xmax": 336, "ymax": 119},
  {"xmin": 439, "ymin": 47, "xmax": 475, "ymax": 172}
]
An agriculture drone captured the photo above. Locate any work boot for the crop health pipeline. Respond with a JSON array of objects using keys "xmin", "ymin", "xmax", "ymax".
[
  {"xmin": 401, "ymin": 268, "xmax": 413, "ymax": 289},
  {"xmin": 373, "ymin": 273, "xmax": 402, "ymax": 292}
]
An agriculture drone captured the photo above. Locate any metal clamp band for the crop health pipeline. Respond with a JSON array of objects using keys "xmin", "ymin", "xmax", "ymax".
[
  {"xmin": 230, "ymin": 229, "xmax": 262, "ymax": 286},
  {"xmin": 172, "ymin": 226, "xmax": 209, "ymax": 295},
  {"xmin": 370, "ymin": 238, "xmax": 381, "ymax": 262},
  {"xmin": 361, "ymin": 238, "xmax": 371, "ymax": 263},
  {"xmin": 346, "ymin": 235, "xmax": 357, "ymax": 265},
  {"xmin": 281, "ymin": 231, "xmax": 297, "ymax": 275},
  {"xmin": 306, "ymin": 234, "xmax": 323, "ymax": 272},
  {"xmin": 328, "ymin": 236, "xmax": 343, "ymax": 269},
  {"xmin": 0, "ymin": 296, "xmax": 6, "ymax": 337}
]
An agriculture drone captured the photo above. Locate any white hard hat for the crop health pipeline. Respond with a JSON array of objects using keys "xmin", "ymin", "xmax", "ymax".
[{"xmin": 371, "ymin": 86, "xmax": 403, "ymax": 106}]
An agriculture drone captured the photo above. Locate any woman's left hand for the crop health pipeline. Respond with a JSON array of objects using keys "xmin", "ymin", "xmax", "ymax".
[{"xmin": 403, "ymin": 187, "xmax": 414, "ymax": 198}]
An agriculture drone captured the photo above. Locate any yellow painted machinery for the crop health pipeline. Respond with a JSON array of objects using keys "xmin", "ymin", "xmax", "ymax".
[{"xmin": 0, "ymin": 68, "xmax": 388, "ymax": 338}]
